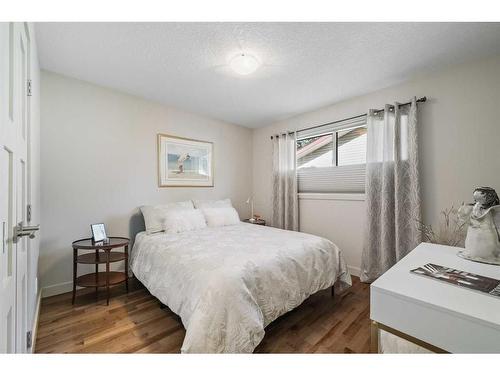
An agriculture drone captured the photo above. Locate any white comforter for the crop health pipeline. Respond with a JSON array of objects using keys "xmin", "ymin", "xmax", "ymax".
[{"xmin": 131, "ymin": 223, "xmax": 351, "ymax": 353}]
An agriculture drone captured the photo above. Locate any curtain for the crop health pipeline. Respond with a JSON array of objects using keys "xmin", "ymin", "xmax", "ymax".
[
  {"xmin": 360, "ymin": 98, "xmax": 421, "ymax": 282},
  {"xmin": 271, "ymin": 132, "xmax": 299, "ymax": 231}
]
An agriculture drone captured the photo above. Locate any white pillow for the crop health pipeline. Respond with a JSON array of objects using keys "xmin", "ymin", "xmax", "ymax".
[
  {"xmin": 140, "ymin": 201, "xmax": 194, "ymax": 234},
  {"xmin": 202, "ymin": 207, "xmax": 240, "ymax": 227},
  {"xmin": 193, "ymin": 198, "xmax": 233, "ymax": 209},
  {"xmin": 163, "ymin": 209, "xmax": 207, "ymax": 234}
]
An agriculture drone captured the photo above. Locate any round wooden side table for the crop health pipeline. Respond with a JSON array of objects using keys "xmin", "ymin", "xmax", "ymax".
[{"xmin": 72, "ymin": 237, "xmax": 130, "ymax": 305}]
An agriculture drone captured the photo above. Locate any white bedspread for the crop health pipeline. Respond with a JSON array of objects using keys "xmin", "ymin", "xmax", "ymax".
[{"xmin": 131, "ymin": 223, "xmax": 351, "ymax": 353}]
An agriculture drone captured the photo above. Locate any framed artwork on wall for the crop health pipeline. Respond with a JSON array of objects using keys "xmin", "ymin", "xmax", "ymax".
[{"xmin": 157, "ymin": 134, "xmax": 214, "ymax": 187}]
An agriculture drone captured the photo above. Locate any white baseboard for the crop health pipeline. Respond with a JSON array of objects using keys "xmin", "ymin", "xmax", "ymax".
[
  {"xmin": 42, "ymin": 281, "xmax": 74, "ymax": 298},
  {"xmin": 348, "ymin": 265, "xmax": 361, "ymax": 277},
  {"xmin": 29, "ymin": 291, "xmax": 42, "ymax": 353}
]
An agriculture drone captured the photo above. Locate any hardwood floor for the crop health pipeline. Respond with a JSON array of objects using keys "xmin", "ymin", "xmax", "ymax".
[{"xmin": 35, "ymin": 276, "xmax": 370, "ymax": 353}]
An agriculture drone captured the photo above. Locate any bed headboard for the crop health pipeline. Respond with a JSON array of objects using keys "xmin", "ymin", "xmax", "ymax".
[{"xmin": 129, "ymin": 210, "xmax": 145, "ymax": 247}]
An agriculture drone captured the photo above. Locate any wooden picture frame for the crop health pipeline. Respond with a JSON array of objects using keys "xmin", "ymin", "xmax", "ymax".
[{"xmin": 157, "ymin": 134, "xmax": 214, "ymax": 187}]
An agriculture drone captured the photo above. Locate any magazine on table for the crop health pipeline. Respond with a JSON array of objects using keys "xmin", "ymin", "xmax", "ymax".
[{"xmin": 411, "ymin": 263, "xmax": 500, "ymax": 298}]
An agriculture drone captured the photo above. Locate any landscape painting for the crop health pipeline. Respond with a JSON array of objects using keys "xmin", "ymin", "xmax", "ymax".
[{"xmin": 157, "ymin": 134, "xmax": 214, "ymax": 187}]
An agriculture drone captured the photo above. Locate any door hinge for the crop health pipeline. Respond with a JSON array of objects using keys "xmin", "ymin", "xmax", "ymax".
[
  {"xmin": 27, "ymin": 204, "xmax": 32, "ymax": 223},
  {"xmin": 26, "ymin": 330, "xmax": 32, "ymax": 349},
  {"xmin": 27, "ymin": 79, "xmax": 32, "ymax": 97}
]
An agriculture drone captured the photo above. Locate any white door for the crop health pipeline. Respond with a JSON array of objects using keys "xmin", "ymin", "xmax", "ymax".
[{"xmin": 0, "ymin": 22, "xmax": 32, "ymax": 354}]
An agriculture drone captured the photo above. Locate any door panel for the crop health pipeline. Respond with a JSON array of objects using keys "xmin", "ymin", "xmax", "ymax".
[
  {"xmin": 6, "ymin": 308, "xmax": 13, "ymax": 352},
  {"xmin": 0, "ymin": 146, "xmax": 15, "ymax": 353},
  {"xmin": 0, "ymin": 22, "xmax": 17, "ymax": 354},
  {"xmin": 16, "ymin": 157, "xmax": 27, "ymax": 353},
  {"xmin": 8, "ymin": 23, "xmax": 14, "ymax": 123}
]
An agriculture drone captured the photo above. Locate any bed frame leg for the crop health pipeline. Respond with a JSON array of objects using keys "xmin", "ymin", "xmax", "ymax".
[{"xmin": 331, "ymin": 286, "xmax": 334, "ymax": 298}]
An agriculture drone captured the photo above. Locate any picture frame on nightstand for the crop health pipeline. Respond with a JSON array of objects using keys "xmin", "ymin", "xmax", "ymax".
[{"xmin": 91, "ymin": 223, "xmax": 108, "ymax": 243}]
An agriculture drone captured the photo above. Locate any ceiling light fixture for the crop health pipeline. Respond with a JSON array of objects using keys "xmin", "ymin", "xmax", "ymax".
[{"xmin": 229, "ymin": 53, "xmax": 260, "ymax": 75}]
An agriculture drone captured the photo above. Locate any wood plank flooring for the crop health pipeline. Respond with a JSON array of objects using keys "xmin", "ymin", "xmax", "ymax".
[{"xmin": 35, "ymin": 276, "xmax": 370, "ymax": 353}]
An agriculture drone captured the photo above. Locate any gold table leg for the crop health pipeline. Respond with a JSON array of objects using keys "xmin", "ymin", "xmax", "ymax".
[{"xmin": 370, "ymin": 320, "xmax": 379, "ymax": 353}]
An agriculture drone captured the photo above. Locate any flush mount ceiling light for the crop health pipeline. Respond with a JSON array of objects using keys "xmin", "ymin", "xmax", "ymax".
[{"xmin": 229, "ymin": 53, "xmax": 260, "ymax": 75}]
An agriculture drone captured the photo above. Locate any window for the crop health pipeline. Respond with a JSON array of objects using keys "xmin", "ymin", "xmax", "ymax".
[
  {"xmin": 297, "ymin": 126, "xmax": 367, "ymax": 169},
  {"xmin": 337, "ymin": 126, "xmax": 367, "ymax": 166},
  {"xmin": 296, "ymin": 116, "xmax": 367, "ymax": 193},
  {"xmin": 297, "ymin": 134, "xmax": 334, "ymax": 169}
]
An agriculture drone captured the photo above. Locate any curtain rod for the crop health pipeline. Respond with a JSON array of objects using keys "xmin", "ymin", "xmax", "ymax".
[{"xmin": 270, "ymin": 96, "xmax": 427, "ymax": 139}]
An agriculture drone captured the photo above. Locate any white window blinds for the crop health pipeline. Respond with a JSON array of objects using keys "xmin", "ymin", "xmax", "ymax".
[{"xmin": 296, "ymin": 115, "xmax": 367, "ymax": 193}]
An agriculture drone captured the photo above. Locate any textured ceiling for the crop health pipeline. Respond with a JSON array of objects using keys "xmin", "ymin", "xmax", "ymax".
[{"xmin": 35, "ymin": 22, "xmax": 500, "ymax": 127}]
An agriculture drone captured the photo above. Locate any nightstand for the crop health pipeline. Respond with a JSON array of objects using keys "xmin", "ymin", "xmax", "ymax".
[
  {"xmin": 72, "ymin": 237, "xmax": 130, "ymax": 305},
  {"xmin": 243, "ymin": 218, "xmax": 266, "ymax": 226}
]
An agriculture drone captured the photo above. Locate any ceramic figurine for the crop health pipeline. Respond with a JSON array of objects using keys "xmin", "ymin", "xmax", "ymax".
[{"xmin": 458, "ymin": 187, "xmax": 500, "ymax": 264}]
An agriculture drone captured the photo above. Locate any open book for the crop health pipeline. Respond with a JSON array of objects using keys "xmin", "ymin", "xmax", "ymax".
[{"xmin": 411, "ymin": 263, "xmax": 500, "ymax": 298}]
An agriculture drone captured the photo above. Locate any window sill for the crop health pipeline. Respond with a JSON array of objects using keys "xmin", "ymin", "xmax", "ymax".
[{"xmin": 298, "ymin": 193, "xmax": 366, "ymax": 201}]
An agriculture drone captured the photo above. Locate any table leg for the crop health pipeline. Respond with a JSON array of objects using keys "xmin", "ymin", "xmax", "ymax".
[
  {"xmin": 72, "ymin": 248, "xmax": 77, "ymax": 305},
  {"xmin": 106, "ymin": 250, "xmax": 110, "ymax": 305},
  {"xmin": 371, "ymin": 321, "xmax": 379, "ymax": 354},
  {"xmin": 95, "ymin": 249, "xmax": 99, "ymax": 301},
  {"xmin": 125, "ymin": 245, "xmax": 129, "ymax": 293}
]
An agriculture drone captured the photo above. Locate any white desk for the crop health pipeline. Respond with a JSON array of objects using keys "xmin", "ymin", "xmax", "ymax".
[{"xmin": 370, "ymin": 242, "xmax": 500, "ymax": 353}]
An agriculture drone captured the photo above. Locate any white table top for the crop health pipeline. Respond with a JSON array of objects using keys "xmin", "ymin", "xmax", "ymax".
[{"xmin": 371, "ymin": 242, "xmax": 500, "ymax": 329}]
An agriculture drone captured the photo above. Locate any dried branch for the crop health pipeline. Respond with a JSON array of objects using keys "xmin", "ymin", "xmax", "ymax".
[{"xmin": 416, "ymin": 206, "xmax": 467, "ymax": 247}]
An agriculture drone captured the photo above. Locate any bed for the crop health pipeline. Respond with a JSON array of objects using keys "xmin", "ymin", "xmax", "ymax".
[{"xmin": 131, "ymin": 222, "xmax": 351, "ymax": 353}]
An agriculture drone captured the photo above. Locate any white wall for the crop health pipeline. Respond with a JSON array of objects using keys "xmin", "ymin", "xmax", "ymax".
[
  {"xmin": 40, "ymin": 71, "xmax": 253, "ymax": 296},
  {"xmin": 40, "ymin": 54, "xmax": 500, "ymax": 292},
  {"xmin": 252, "ymin": 55, "xmax": 500, "ymax": 275}
]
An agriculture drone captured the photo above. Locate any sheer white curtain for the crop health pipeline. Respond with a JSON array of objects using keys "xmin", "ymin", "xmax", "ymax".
[
  {"xmin": 360, "ymin": 98, "xmax": 421, "ymax": 282},
  {"xmin": 271, "ymin": 132, "xmax": 299, "ymax": 231}
]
